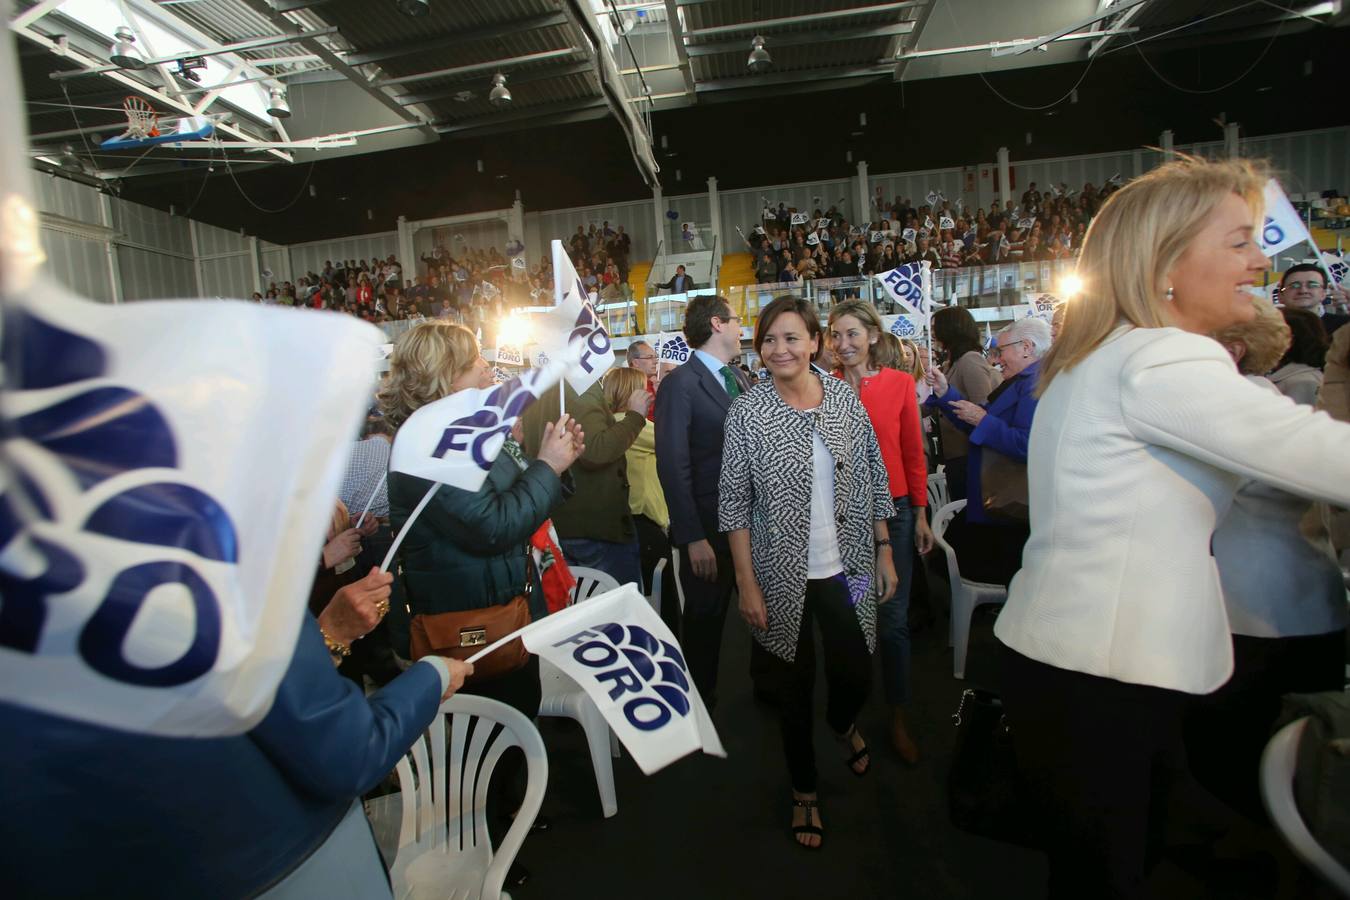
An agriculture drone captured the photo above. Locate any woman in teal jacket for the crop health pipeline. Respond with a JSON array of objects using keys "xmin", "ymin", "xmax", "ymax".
[{"xmin": 381, "ymin": 322, "xmax": 582, "ymax": 878}]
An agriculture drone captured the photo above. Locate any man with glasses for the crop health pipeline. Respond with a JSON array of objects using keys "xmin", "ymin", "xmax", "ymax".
[
  {"xmin": 655, "ymin": 296, "xmax": 749, "ymax": 710},
  {"xmin": 1279, "ymin": 263, "xmax": 1348, "ymax": 336},
  {"xmin": 627, "ymin": 340, "xmax": 659, "ymax": 421}
]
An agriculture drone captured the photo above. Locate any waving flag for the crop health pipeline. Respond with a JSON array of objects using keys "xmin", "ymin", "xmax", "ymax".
[
  {"xmin": 886, "ymin": 314, "xmax": 918, "ymax": 338},
  {"xmin": 539, "ymin": 239, "xmax": 615, "ymax": 394},
  {"xmin": 789, "ymin": 212, "xmax": 808, "ymax": 226},
  {"xmin": 1321, "ymin": 252, "xmax": 1347, "ymax": 286},
  {"xmin": 939, "ymin": 216, "xmax": 956, "ymax": 230},
  {"xmin": 1259, "ymin": 179, "xmax": 1311, "ymax": 258},
  {"xmin": 876, "ymin": 263, "xmax": 928, "ymax": 316},
  {"xmin": 0, "ymin": 282, "xmax": 380, "ymax": 737},
  {"xmin": 388, "ymin": 356, "xmax": 570, "ymax": 493},
  {"xmin": 656, "ymin": 332, "xmax": 692, "ymax": 364},
  {"xmin": 469, "ymin": 584, "xmax": 724, "ymax": 774}
]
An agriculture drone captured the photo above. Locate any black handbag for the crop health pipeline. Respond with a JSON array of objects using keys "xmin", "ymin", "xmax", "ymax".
[{"xmin": 946, "ymin": 688, "xmax": 1041, "ymax": 849}]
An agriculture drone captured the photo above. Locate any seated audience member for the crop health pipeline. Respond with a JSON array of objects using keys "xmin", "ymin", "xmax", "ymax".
[
  {"xmin": 1186, "ymin": 297, "xmax": 1348, "ymax": 821},
  {"xmin": 1269, "ymin": 307, "xmax": 1328, "ymax": 404}
]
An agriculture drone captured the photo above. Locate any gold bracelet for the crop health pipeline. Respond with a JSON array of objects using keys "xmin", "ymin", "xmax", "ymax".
[{"xmin": 320, "ymin": 627, "xmax": 351, "ymax": 659}]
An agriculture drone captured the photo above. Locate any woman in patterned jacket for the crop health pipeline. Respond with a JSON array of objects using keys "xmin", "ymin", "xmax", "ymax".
[{"xmin": 719, "ymin": 295, "xmax": 898, "ymax": 851}]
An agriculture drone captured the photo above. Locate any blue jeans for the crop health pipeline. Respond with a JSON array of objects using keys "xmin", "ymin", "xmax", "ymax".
[
  {"xmin": 559, "ymin": 536, "xmax": 643, "ymax": 589},
  {"xmin": 878, "ymin": 498, "xmax": 917, "ymax": 706}
]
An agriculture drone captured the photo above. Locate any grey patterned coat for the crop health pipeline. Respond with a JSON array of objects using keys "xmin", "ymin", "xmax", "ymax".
[{"xmin": 718, "ymin": 372, "xmax": 896, "ymax": 662}]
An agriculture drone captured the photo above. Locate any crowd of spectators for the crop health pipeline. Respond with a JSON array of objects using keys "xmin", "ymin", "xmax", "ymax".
[
  {"xmin": 745, "ymin": 181, "xmax": 1120, "ymax": 285},
  {"xmin": 248, "ymin": 221, "xmax": 634, "ymax": 336}
]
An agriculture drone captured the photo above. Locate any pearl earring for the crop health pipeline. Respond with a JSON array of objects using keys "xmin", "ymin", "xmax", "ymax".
[{"xmin": 1165, "ymin": 286, "xmax": 1175, "ymax": 301}]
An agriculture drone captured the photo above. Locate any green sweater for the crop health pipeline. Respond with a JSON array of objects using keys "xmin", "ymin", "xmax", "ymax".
[{"xmin": 521, "ymin": 379, "xmax": 645, "ymax": 544}]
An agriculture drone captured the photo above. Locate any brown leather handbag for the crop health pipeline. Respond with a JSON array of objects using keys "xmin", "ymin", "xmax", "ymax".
[{"xmin": 402, "ymin": 553, "xmax": 533, "ymax": 684}]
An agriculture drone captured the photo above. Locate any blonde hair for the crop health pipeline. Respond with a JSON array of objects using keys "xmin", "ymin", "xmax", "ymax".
[
  {"xmin": 897, "ymin": 337, "xmax": 926, "ymax": 382},
  {"xmin": 602, "ymin": 366, "xmax": 646, "ymax": 413},
  {"xmin": 827, "ymin": 299, "xmax": 885, "ymax": 369},
  {"xmin": 1037, "ymin": 155, "xmax": 1269, "ymax": 393},
  {"xmin": 873, "ymin": 332, "xmax": 904, "ymax": 370},
  {"xmin": 1212, "ymin": 296, "xmax": 1290, "ymax": 375},
  {"xmin": 377, "ymin": 321, "xmax": 480, "ymax": 428}
]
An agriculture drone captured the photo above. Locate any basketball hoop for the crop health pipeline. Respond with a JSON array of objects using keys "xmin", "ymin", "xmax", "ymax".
[{"xmin": 121, "ymin": 96, "xmax": 160, "ymax": 140}]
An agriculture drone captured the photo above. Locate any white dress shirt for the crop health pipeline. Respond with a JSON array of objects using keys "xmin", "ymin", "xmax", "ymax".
[{"xmin": 994, "ymin": 326, "xmax": 1350, "ymax": 694}]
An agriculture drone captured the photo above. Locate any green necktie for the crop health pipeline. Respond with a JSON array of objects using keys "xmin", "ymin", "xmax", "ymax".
[{"xmin": 719, "ymin": 365, "xmax": 742, "ymax": 399}]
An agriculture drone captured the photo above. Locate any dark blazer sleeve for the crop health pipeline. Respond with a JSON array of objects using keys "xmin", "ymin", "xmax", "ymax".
[
  {"xmin": 250, "ymin": 617, "xmax": 442, "ymax": 800},
  {"xmin": 655, "ymin": 367, "xmax": 704, "ymax": 546},
  {"xmin": 410, "ymin": 456, "xmax": 562, "ymax": 557}
]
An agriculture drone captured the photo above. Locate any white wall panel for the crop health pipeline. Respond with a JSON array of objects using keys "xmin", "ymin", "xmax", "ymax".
[
  {"xmin": 412, "ymin": 218, "xmax": 509, "ymax": 269},
  {"xmin": 867, "ymin": 167, "xmax": 966, "ymax": 219},
  {"xmin": 35, "ymin": 175, "xmax": 104, "ymax": 223},
  {"xmin": 1007, "ymin": 151, "xmax": 1138, "ymax": 204},
  {"xmin": 116, "ymin": 246, "xmax": 196, "ymax": 301},
  {"xmin": 40, "ymin": 230, "xmax": 113, "ymax": 302},
  {"xmin": 288, "ymin": 231, "xmax": 399, "ymax": 281},
  {"xmin": 194, "ymin": 221, "xmax": 249, "ymax": 258},
  {"xmin": 527, "ymin": 197, "xmax": 656, "ymax": 261},
  {"xmin": 720, "ymin": 177, "xmax": 852, "ymax": 241},
  {"xmin": 200, "ymin": 253, "xmax": 255, "ymax": 300},
  {"xmin": 261, "ymin": 243, "xmax": 292, "ymax": 287},
  {"xmin": 111, "ymin": 199, "xmax": 191, "ymax": 256}
]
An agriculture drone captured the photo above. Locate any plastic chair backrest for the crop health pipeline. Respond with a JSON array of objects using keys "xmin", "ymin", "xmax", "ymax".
[
  {"xmin": 931, "ymin": 499, "xmax": 966, "ymax": 588},
  {"xmin": 392, "ymin": 694, "xmax": 549, "ymax": 900},
  {"xmin": 1260, "ymin": 716, "xmax": 1350, "ymax": 896},
  {"xmin": 569, "ymin": 566, "xmax": 621, "ymax": 603},
  {"xmin": 649, "ymin": 558, "xmax": 667, "ymax": 615},
  {"xmin": 927, "ymin": 472, "xmax": 949, "ymax": 512}
]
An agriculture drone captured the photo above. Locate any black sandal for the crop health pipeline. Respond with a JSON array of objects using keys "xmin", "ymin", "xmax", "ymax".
[
  {"xmin": 839, "ymin": 725, "xmax": 870, "ymax": 777},
  {"xmin": 791, "ymin": 797, "xmax": 824, "ymax": 849}
]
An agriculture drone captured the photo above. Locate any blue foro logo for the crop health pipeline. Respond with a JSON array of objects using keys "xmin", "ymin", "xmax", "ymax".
[
  {"xmin": 659, "ymin": 334, "xmax": 690, "ymax": 363},
  {"xmin": 890, "ymin": 316, "xmax": 916, "ymax": 338},
  {"xmin": 0, "ymin": 310, "xmax": 237, "ymax": 687},
  {"xmin": 551, "ymin": 623, "xmax": 692, "ymax": 731}
]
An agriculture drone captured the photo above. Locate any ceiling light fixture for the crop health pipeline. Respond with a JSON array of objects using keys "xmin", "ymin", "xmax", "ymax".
[
  {"xmin": 266, "ymin": 87, "xmax": 291, "ymax": 118},
  {"xmin": 396, "ymin": 0, "xmax": 430, "ymax": 17},
  {"xmin": 489, "ymin": 72, "xmax": 512, "ymax": 107},
  {"xmin": 747, "ymin": 35, "xmax": 771, "ymax": 73},
  {"xmin": 58, "ymin": 144, "xmax": 88, "ymax": 174},
  {"xmin": 109, "ymin": 26, "xmax": 146, "ymax": 70}
]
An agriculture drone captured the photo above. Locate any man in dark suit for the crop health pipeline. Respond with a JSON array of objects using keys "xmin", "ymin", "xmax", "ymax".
[
  {"xmin": 663, "ymin": 265, "xmax": 696, "ymax": 294},
  {"xmin": 655, "ymin": 295, "xmax": 747, "ymax": 710}
]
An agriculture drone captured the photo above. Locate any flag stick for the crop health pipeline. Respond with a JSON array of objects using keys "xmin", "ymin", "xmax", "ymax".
[
  {"xmin": 353, "ymin": 473, "xmax": 386, "ymax": 530},
  {"xmin": 921, "ymin": 261, "xmax": 935, "ymax": 371},
  {"xmin": 380, "ymin": 482, "xmax": 440, "ymax": 573}
]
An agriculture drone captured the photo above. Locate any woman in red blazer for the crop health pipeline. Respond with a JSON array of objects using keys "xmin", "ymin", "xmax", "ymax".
[{"xmin": 829, "ymin": 300, "xmax": 934, "ymax": 763}]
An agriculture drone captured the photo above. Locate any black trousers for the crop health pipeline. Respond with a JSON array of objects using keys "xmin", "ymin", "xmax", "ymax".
[
  {"xmin": 678, "ymin": 534, "xmax": 737, "ymax": 710},
  {"xmin": 633, "ymin": 514, "xmax": 674, "ymax": 628},
  {"xmin": 1000, "ymin": 643, "xmax": 1187, "ymax": 900},
  {"xmin": 946, "ymin": 510, "xmax": 1030, "ymax": 587},
  {"xmin": 754, "ymin": 575, "xmax": 872, "ymax": 793},
  {"xmin": 459, "ymin": 655, "xmax": 542, "ymax": 849},
  {"xmin": 944, "ymin": 455, "xmax": 969, "ymax": 503},
  {"xmin": 1185, "ymin": 629, "xmax": 1346, "ymax": 821}
]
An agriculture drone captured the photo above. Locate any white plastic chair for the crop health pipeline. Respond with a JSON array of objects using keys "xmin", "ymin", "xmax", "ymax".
[
  {"xmin": 669, "ymin": 546, "xmax": 688, "ymax": 614},
  {"xmin": 931, "ymin": 499, "xmax": 1008, "ymax": 680},
  {"xmin": 1260, "ymin": 716, "xmax": 1350, "ymax": 896},
  {"xmin": 926, "ymin": 470, "xmax": 949, "ymax": 512},
  {"xmin": 648, "ymin": 557, "xmax": 667, "ymax": 616},
  {"xmin": 537, "ymin": 565, "xmax": 621, "ymax": 818},
  {"xmin": 388, "ymin": 695, "xmax": 547, "ymax": 900}
]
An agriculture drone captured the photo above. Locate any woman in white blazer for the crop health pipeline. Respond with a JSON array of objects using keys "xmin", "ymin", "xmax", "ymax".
[{"xmin": 992, "ymin": 156, "xmax": 1350, "ymax": 899}]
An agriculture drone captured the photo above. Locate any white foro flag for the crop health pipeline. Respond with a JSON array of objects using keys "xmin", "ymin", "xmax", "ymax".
[
  {"xmin": 1259, "ymin": 179, "xmax": 1312, "ymax": 258},
  {"xmin": 469, "ymin": 584, "xmax": 725, "ymax": 774},
  {"xmin": 655, "ymin": 332, "xmax": 692, "ymax": 365},
  {"xmin": 0, "ymin": 283, "xmax": 380, "ymax": 737},
  {"xmin": 388, "ymin": 357, "xmax": 571, "ymax": 494},
  {"xmin": 536, "ymin": 239, "xmax": 615, "ymax": 395}
]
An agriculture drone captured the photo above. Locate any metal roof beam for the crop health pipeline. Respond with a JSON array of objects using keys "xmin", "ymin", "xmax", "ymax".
[
  {"xmin": 344, "ymin": 12, "xmax": 570, "ymax": 66},
  {"xmin": 395, "ymin": 61, "xmax": 596, "ymax": 106},
  {"xmin": 685, "ymin": 21, "xmax": 913, "ymax": 56},
  {"xmin": 47, "ymin": 26, "xmax": 338, "ymax": 79},
  {"xmin": 991, "ymin": 0, "xmax": 1148, "ymax": 56},
  {"xmin": 696, "ymin": 63, "xmax": 893, "ymax": 91},
  {"xmin": 433, "ymin": 98, "xmax": 609, "ymax": 135},
  {"xmin": 235, "ymin": 0, "xmax": 435, "ymax": 139},
  {"xmin": 379, "ymin": 48, "xmax": 579, "ymax": 87},
  {"xmin": 1089, "ymin": 0, "xmax": 1150, "ymax": 57},
  {"xmin": 271, "ymin": 0, "xmax": 333, "ymax": 11},
  {"xmin": 683, "ymin": 2, "xmax": 926, "ymax": 38},
  {"xmin": 662, "ymin": 0, "xmax": 696, "ymax": 94}
]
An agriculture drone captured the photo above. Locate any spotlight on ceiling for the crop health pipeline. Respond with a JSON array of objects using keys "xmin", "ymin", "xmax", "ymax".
[
  {"xmin": 266, "ymin": 87, "xmax": 291, "ymax": 118},
  {"xmin": 109, "ymin": 26, "xmax": 146, "ymax": 70},
  {"xmin": 396, "ymin": 0, "xmax": 430, "ymax": 16},
  {"xmin": 58, "ymin": 144, "xmax": 87, "ymax": 174},
  {"xmin": 489, "ymin": 72, "xmax": 512, "ymax": 107},
  {"xmin": 747, "ymin": 35, "xmax": 771, "ymax": 73}
]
